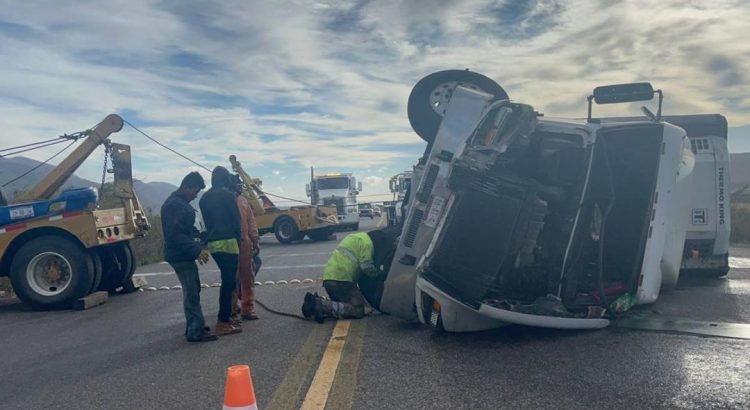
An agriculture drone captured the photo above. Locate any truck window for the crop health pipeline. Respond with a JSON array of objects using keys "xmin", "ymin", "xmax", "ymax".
[{"xmin": 317, "ymin": 178, "xmax": 349, "ymax": 190}]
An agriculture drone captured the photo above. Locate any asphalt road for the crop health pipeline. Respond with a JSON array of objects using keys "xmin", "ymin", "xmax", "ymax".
[{"xmin": 1, "ymin": 216, "xmax": 749, "ymax": 409}]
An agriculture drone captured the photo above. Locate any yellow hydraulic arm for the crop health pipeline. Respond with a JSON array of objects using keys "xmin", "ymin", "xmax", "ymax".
[
  {"xmin": 16, "ymin": 114, "xmax": 124, "ymax": 202},
  {"xmin": 228, "ymin": 155, "xmax": 277, "ymax": 216}
]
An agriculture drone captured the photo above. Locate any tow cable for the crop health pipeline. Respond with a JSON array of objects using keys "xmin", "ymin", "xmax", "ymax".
[{"xmin": 124, "ymin": 120, "xmax": 314, "ymax": 321}]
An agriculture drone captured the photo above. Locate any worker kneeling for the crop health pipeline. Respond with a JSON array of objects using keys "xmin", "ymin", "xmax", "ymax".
[{"xmin": 303, "ymin": 228, "xmax": 397, "ymax": 322}]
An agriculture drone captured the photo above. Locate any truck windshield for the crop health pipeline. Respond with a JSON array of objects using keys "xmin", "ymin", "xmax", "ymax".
[{"xmin": 317, "ymin": 178, "xmax": 349, "ymax": 190}]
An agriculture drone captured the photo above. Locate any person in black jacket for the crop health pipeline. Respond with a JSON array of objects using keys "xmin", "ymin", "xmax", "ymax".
[
  {"xmin": 199, "ymin": 166, "xmax": 243, "ymax": 336},
  {"xmin": 161, "ymin": 172, "xmax": 216, "ymax": 342}
]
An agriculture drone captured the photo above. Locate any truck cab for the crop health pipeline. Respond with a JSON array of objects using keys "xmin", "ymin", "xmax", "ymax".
[
  {"xmin": 381, "ymin": 75, "xmax": 696, "ymax": 332},
  {"xmin": 308, "ymin": 173, "xmax": 362, "ymax": 231}
]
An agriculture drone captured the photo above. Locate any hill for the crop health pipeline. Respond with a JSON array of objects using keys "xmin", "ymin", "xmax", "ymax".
[{"xmin": 0, "ymin": 156, "xmax": 176, "ymax": 214}]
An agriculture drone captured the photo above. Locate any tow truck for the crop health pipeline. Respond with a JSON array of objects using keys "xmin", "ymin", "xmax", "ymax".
[
  {"xmin": 0, "ymin": 114, "xmax": 149, "ymax": 309},
  {"xmin": 229, "ymin": 156, "xmax": 338, "ymax": 243},
  {"xmin": 381, "ymin": 70, "xmax": 704, "ymax": 332},
  {"xmin": 384, "ymin": 171, "xmax": 413, "ymax": 227}
]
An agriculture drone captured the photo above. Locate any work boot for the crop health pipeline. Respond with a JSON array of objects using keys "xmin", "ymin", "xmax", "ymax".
[
  {"xmin": 313, "ymin": 295, "xmax": 336, "ymax": 324},
  {"xmin": 215, "ymin": 321, "xmax": 242, "ymax": 336},
  {"xmin": 187, "ymin": 330, "xmax": 219, "ymax": 343},
  {"xmin": 241, "ymin": 313, "xmax": 259, "ymax": 321},
  {"xmin": 302, "ymin": 292, "xmax": 317, "ymax": 318}
]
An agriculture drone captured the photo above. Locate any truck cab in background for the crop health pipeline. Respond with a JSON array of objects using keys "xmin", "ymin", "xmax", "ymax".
[
  {"xmin": 307, "ymin": 172, "xmax": 362, "ymax": 231},
  {"xmin": 385, "ymin": 171, "xmax": 413, "ymax": 227}
]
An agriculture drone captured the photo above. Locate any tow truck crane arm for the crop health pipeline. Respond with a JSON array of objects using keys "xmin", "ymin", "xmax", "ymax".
[
  {"xmin": 229, "ymin": 155, "xmax": 276, "ymax": 215},
  {"xmin": 16, "ymin": 114, "xmax": 124, "ymax": 202}
]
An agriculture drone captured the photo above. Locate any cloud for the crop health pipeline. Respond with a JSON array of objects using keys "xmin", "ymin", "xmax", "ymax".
[
  {"xmin": 363, "ymin": 175, "xmax": 384, "ymax": 186},
  {"xmin": 0, "ymin": 0, "xmax": 749, "ymax": 200}
]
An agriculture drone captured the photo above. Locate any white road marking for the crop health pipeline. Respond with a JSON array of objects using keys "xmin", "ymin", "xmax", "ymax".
[
  {"xmin": 133, "ymin": 264, "xmax": 326, "ymax": 277},
  {"xmin": 729, "ymin": 257, "xmax": 750, "ymax": 269},
  {"xmin": 262, "ymin": 252, "xmax": 331, "ymax": 258}
]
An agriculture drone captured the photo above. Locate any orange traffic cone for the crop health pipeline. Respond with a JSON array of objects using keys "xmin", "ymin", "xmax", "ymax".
[{"xmin": 223, "ymin": 365, "xmax": 258, "ymax": 410}]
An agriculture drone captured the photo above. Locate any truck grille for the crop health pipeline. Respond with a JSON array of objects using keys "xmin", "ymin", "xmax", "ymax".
[
  {"xmin": 417, "ymin": 164, "xmax": 440, "ymax": 203},
  {"xmin": 403, "ymin": 209, "xmax": 424, "ymax": 248},
  {"xmin": 323, "ymin": 197, "xmax": 345, "ymax": 215}
]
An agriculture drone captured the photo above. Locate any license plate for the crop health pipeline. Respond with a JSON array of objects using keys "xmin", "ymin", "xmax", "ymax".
[{"xmin": 424, "ymin": 196, "xmax": 445, "ymax": 228}]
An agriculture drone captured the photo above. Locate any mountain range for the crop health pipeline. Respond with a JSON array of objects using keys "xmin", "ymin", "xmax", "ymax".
[{"xmin": 0, "ymin": 156, "xmax": 177, "ymax": 214}]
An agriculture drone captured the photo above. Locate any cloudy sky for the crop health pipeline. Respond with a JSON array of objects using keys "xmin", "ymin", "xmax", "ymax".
[{"xmin": 1, "ymin": 0, "xmax": 748, "ymax": 204}]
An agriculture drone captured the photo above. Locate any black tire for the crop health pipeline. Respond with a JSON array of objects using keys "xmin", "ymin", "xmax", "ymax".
[
  {"xmin": 9, "ymin": 235, "xmax": 94, "ymax": 310},
  {"xmin": 353, "ymin": 223, "xmax": 360, "ymax": 231},
  {"xmin": 307, "ymin": 228, "xmax": 332, "ymax": 242},
  {"xmin": 116, "ymin": 242, "xmax": 137, "ymax": 293},
  {"xmin": 89, "ymin": 250, "xmax": 103, "ymax": 294},
  {"xmin": 274, "ymin": 217, "xmax": 300, "ymax": 244},
  {"xmin": 407, "ymin": 70, "xmax": 508, "ymax": 143},
  {"xmin": 96, "ymin": 243, "xmax": 135, "ymax": 293}
]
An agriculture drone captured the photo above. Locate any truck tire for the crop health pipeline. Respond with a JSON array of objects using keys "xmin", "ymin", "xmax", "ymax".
[
  {"xmin": 307, "ymin": 228, "xmax": 332, "ymax": 242},
  {"xmin": 274, "ymin": 217, "xmax": 299, "ymax": 244},
  {"xmin": 9, "ymin": 235, "xmax": 94, "ymax": 310},
  {"xmin": 408, "ymin": 70, "xmax": 508, "ymax": 143},
  {"xmin": 353, "ymin": 223, "xmax": 360, "ymax": 231},
  {"xmin": 88, "ymin": 250, "xmax": 103, "ymax": 294},
  {"xmin": 96, "ymin": 243, "xmax": 136, "ymax": 293},
  {"xmin": 117, "ymin": 242, "xmax": 138, "ymax": 293}
]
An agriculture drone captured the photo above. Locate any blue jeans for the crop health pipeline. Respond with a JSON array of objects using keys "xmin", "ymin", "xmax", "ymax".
[
  {"xmin": 211, "ymin": 252, "xmax": 238, "ymax": 323},
  {"xmin": 169, "ymin": 261, "xmax": 206, "ymax": 340}
]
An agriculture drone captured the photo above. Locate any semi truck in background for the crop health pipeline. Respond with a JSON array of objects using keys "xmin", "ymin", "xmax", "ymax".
[
  {"xmin": 380, "ymin": 70, "xmax": 714, "ymax": 332},
  {"xmin": 307, "ymin": 170, "xmax": 362, "ymax": 231}
]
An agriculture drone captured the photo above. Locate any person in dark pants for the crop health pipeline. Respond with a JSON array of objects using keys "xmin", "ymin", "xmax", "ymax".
[
  {"xmin": 302, "ymin": 228, "xmax": 399, "ymax": 322},
  {"xmin": 161, "ymin": 172, "xmax": 217, "ymax": 342},
  {"xmin": 199, "ymin": 166, "xmax": 243, "ymax": 336}
]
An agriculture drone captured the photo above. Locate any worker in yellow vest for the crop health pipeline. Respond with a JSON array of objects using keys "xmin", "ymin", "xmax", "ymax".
[{"xmin": 302, "ymin": 228, "xmax": 398, "ymax": 323}]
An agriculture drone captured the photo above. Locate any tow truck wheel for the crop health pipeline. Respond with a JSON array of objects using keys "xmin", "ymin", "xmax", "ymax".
[
  {"xmin": 9, "ymin": 235, "xmax": 94, "ymax": 310},
  {"xmin": 116, "ymin": 242, "xmax": 137, "ymax": 293},
  {"xmin": 407, "ymin": 69, "xmax": 508, "ymax": 143},
  {"xmin": 88, "ymin": 250, "xmax": 103, "ymax": 294},
  {"xmin": 307, "ymin": 228, "xmax": 332, "ymax": 242},
  {"xmin": 274, "ymin": 217, "xmax": 299, "ymax": 244},
  {"xmin": 96, "ymin": 243, "xmax": 137, "ymax": 293}
]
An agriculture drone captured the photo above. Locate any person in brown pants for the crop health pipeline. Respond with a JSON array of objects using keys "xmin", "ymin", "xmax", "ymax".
[{"xmin": 231, "ymin": 175, "xmax": 260, "ymax": 321}]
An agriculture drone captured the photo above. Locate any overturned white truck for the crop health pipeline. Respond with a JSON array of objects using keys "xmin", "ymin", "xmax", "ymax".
[{"xmin": 381, "ymin": 70, "xmax": 727, "ymax": 332}]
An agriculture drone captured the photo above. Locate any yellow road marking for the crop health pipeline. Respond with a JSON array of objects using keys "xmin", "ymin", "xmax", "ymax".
[
  {"xmin": 376, "ymin": 215, "xmax": 385, "ymax": 228},
  {"xmin": 266, "ymin": 324, "xmax": 331, "ymax": 410},
  {"xmin": 326, "ymin": 320, "xmax": 367, "ymax": 409},
  {"xmin": 301, "ymin": 320, "xmax": 351, "ymax": 410}
]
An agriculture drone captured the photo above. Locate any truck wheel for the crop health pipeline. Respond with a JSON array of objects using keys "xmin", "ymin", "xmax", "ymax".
[
  {"xmin": 97, "ymin": 243, "xmax": 137, "ymax": 293},
  {"xmin": 274, "ymin": 217, "xmax": 299, "ymax": 244},
  {"xmin": 353, "ymin": 223, "xmax": 360, "ymax": 231},
  {"xmin": 408, "ymin": 70, "xmax": 508, "ymax": 143},
  {"xmin": 88, "ymin": 250, "xmax": 103, "ymax": 294},
  {"xmin": 307, "ymin": 228, "xmax": 332, "ymax": 242},
  {"xmin": 9, "ymin": 235, "xmax": 94, "ymax": 309},
  {"xmin": 116, "ymin": 242, "xmax": 137, "ymax": 293}
]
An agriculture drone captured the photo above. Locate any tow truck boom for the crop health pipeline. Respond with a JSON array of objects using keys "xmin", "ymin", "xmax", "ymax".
[{"xmin": 16, "ymin": 114, "xmax": 124, "ymax": 202}]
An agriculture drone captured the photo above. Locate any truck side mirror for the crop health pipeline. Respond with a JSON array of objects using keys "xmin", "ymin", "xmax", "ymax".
[
  {"xmin": 357, "ymin": 182, "xmax": 363, "ymax": 192},
  {"xmin": 305, "ymin": 183, "xmax": 311, "ymax": 197}
]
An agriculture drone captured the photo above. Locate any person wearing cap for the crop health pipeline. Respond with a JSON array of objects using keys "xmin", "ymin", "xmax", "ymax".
[
  {"xmin": 161, "ymin": 172, "xmax": 216, "ymax": 342},
  {"xmin": 302, "ymin": 228, "xmax": 398, "ymax": 322}
]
